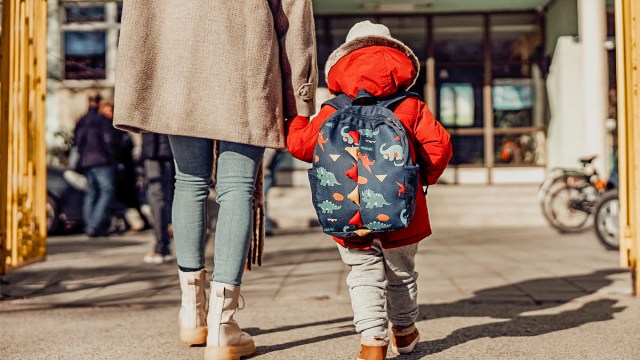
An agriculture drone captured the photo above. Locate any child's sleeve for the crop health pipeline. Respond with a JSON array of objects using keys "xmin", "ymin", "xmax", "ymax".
[
  {"xmin": 413, "ymin": 102, "xmax": 453, "ymax": 185},
  {"xmin": 285, "ymin": 105, "xmax": 336, "ymax": 163}
]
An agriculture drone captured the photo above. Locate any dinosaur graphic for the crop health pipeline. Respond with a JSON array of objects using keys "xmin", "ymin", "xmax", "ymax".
[
  {"xmin": 380, "ymin": 143, "xmax": 404, "ymax": 166},
  {"xmin": 395, "ymin": 181, "xmax": 405, "ymax": 196},
  {"xmin": 318, "ymin": 200, "xmax": 342, "ymax": 214},
  {"xmin": 317, "ymin": 167, "xmax": 341, "ymax": 186},
  {"xmin": 341, "ymin": 126, "xmax": 360, "ymax": 145},
  {"xmin": 400, "ymin": 209, "xmax": 409, "ymax": 226},
  {"xmin": 359, "ymin": 128, "xmax": 380, "ymax": 138},
  {"xmin": 361, "ymin": 189, "xmax": 391, "ymax": 209},
  {"xmin": 317, "ymin": 130, "xmax": 328, "ymax": 152},
  {"xmin": 365, "ymin": 221, "xmax": 392, "ymax": 231},
  {"xmin": 358, "ymin": 152, "xmax": 376, "ymax": 173}
]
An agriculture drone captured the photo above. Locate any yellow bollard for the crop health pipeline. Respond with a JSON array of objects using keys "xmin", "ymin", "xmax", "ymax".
[
  {"xmin": 615, "ymin": 0, "xmax": 640, "ymax": 295},
  {"xmin": 0, "ymin": 0, "xmax": 48, "ymax": 274}
]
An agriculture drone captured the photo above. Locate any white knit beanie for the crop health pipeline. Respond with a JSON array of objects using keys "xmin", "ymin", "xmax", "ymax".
[{"xmin": 324, "ymin": 21, "xmax": 420, "ymax": 89}]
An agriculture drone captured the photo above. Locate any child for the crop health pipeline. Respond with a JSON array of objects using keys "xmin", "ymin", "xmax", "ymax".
[{"xmin": 286, "ymin": 21, "xmax": 452, "ymax": 360}]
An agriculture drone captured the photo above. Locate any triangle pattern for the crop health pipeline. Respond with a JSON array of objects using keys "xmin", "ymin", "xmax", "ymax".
[
  {"xmin": 345, "ymin": 164, "xmax": 358, "ymax": 182},
  {"xmin": 330, "ymin": 154, "xmax": 341, "ymax": 161},
  {"xmin": 347, "ymin": 186, "xmax": 360, "ymax": 206},
  {"xmin": 345, "ymin": 147, "xmax": 359, "ymax": 160},
  {"xmin": 349, "ymin": 211, "xmax": 363, "ymax": 226},
  {"xmin": 376, "ymin": 174, "xmax": 387, "ymax": 182}
]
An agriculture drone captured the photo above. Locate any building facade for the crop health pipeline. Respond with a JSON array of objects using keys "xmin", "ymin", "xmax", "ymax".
[{"xmin": 45, "ymin": 0, "xmax": 615, "ymax": 184}]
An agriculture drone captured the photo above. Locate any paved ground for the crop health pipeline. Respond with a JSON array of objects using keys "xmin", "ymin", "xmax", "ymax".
[{"xmin": 1, "ymin": 185, "xmax": 638, "ymax": 359}]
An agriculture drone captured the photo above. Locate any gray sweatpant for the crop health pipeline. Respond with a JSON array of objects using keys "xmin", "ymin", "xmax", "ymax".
[{"xmin": 337, "ymin": 240, "xmax": 419, "ymax": 340}]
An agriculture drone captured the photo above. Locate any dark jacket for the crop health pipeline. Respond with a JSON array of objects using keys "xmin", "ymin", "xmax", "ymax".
[
  {"xmin": 141, "ymin": 133, "xmax": 173, "ymax": 161},
  {"xmin": 286, "ymin": 46, "xmax": 452, "ymax": 250},
  {"xmin": 73, "ymin": 109, "xmax": 115, "ymax": 168}
]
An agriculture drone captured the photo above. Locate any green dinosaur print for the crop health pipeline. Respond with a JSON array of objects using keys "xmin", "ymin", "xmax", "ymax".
[
  {"xmin": 318, "ymin": 200, "xmax": 342, "ymax": 214},
  {"xmin": 365, "ymin": 221, "xmax": 392, "ymax": 231},
  {"xmin": 359, "ymin": 146, "xmax": 374, "ymax": 152},
  {"xmin": 317, "ymin": 167, "xmax": 341, "ymax": 186},
  {"xmin": 361, "ymin": 189, "xmax": 391, "ymax": 209},
  {"xmin": 359, "ymin": 128, "xmax": 380, "ymax": 138}
]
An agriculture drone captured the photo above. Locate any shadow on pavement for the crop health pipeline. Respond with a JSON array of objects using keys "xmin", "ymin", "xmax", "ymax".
[
  {"xmin": 254, "ymin": 269, "xmax": 627, "ymax": 356},
  {"xmin": 46, "ymin": 237, "xmax": 141, "ymax": 255},
  {"xmin": 405, "ymin": 269, "xmax": 627, "ymax": 357},
  {"xmin": 0, "ymin": 263, "xmax": 175, "ymax": 305}
]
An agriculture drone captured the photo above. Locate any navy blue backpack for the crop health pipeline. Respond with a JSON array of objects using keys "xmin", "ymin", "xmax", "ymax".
[{"xmin": 308, "ymin": 90, "xmax": 420, "ymax": 238}]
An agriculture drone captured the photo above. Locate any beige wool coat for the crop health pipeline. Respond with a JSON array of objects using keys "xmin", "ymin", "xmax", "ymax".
[{"xmin": 114, "ymin": 1, "xmax": 317, "ymax": 149}]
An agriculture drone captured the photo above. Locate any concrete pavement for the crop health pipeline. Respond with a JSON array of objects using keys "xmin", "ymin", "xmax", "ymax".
[{"xmin": 1, "ymin": 185, "xmax": 638, "ymax": 359}]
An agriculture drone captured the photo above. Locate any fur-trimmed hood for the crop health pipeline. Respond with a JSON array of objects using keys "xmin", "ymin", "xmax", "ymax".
[{"xmin": 324, "ymin": 21, "xmax": 420, "ymax": 90}]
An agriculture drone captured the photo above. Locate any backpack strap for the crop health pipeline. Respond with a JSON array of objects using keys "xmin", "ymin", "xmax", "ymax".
[
  {"xmin": 323, "ymin": 90, "xmax": 421, "ymax": 111},
  {"xmin": 323, "ymin": 94, "xmax": 353, "ymax": 111},
  {"xmin": 376, "ymin": 91, "xmax": 420, "ymax": 109}
]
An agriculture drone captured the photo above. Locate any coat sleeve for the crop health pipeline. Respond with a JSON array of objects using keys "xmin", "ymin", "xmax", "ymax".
[
  {"xmin": 413, "ymin": 102, "xmax": 453, "ymax": 185},
  {"xmin": 285, "ymin": 105, "xmax": 336, "ymax": 163},
  {"xmin": 277, "ymin": 0, "xmax": 318, "ymax": 118}
]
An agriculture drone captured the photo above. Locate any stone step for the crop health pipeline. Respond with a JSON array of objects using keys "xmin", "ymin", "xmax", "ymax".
[{"xmin": 267, "ymin": 184, "xmax": 546, "ymax": 231}]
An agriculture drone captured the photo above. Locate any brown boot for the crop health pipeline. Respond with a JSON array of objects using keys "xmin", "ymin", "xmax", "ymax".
[
  {"xmin": 178, "ymin": 269, "xmax": 208, "ymax": 345},
  {"xmin": 391, "ymin": 324, "xmax": 420, "ymax": 354},
  {"xmin": 204, "ymin": 281, "xmax": 255, "ymax": 360},
  {"xmin": 358, "ymin": 337, "xmax": 388, "ymax": 360}
]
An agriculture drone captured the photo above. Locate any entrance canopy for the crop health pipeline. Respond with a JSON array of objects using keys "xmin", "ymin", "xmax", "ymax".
[{"xmin": 313, "ymin": 0, "xmax": 549, "ymax": 15}]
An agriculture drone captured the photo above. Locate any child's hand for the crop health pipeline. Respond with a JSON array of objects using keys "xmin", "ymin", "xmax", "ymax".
[{"xmin": 285, "ymin": 115, "xmax": 310, "ymax": 136}]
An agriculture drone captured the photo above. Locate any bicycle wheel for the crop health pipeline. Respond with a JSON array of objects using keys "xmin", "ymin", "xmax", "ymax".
[
  {"xmin": 544, "ymin": 185, "xmax": 592, "ymax": 233},
  {"xmin": 594, "ymin": 190, "xmax": 619, "ymax": 250}
]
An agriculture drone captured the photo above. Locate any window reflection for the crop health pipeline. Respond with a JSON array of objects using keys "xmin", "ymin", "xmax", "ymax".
[
  {"xmin": 64, "ymin": 31, "xmax": 106, "ymax": 80},
  {"xmin": 450, "ymin": 135, "xmax": 484, "ymax": 166},
  {"xmin": 65, "ymin": 6, "xmax": 105, "ymax": 23},
  {"xmin": 495, "ymin": 132, "xmax": 545, "ymax": 166}
]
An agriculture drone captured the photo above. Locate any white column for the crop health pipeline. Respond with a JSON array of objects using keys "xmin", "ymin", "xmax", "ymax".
[{"xmin": 578, "ymin": 0, "xmax": 609, "ymax": 175}]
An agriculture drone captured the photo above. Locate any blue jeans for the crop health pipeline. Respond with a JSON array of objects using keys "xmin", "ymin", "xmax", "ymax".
[
  {"xmin": 83, "ymin": 165, "xmax": 115, "ymax": 233},
  {"xmin": 169, "ymin": 136, "xmax": 265, "ymax": 285}
]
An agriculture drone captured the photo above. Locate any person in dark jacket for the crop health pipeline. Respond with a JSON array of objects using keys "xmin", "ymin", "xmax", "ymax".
[
  {"xmin": 73, "ymin": 92, "xmax": 116, "ymax": 237},
  {"xmin": 141, "ymin": 132, "xmax": 176, "ymax": 264}
]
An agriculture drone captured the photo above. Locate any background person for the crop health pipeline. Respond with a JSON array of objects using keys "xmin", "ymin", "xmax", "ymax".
[
  {"xmin": 73, "ymin": 92, "xmax": 116, "ymax": 237},
  {"xmin": 141, "ymin": 132, "xmax": 176, "ymax": 264}
]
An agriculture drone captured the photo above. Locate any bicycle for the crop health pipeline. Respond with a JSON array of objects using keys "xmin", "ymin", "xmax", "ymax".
[
  {"xmin": 593, "ymin": 151, "xmax": 619, "ymax": 250},
  {"xmin": 539, "ymin": 156, "xmax": 607, "ymax": 233}
]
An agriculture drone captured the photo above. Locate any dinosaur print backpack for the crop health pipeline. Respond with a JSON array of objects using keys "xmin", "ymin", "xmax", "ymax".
[{"xmin": 308, "ymin": 89, "xmax": 420, "ymax": 238}]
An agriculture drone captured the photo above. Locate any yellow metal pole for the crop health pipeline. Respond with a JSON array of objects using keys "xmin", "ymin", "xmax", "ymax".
[
  {"xmin": 615, "ymin": 0, "xmax": 640, "ymax": 295},
  {"xmin": 0, "ymin": 0, "xmax": 48, "ymax": 274}
]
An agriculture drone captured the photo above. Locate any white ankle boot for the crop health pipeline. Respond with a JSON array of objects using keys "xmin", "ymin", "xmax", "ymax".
[
  {"xmin": 204, "ymin": 281, "xmax": 255, "ymax": 360},
  {"xmin": 178, "ymin": 269, "xmax": 208, "ymax": 345}
]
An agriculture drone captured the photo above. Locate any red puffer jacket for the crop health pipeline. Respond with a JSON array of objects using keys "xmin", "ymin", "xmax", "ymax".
[{"xmin": 286, "ymin": 45, "xmax": 452, "ymax": 249}]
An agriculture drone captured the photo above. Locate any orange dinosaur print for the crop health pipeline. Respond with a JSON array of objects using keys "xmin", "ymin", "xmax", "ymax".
[
  {"xmin": 395, "ymin": 181, "xmax": 405, "ymax": 196},
  {"xmin": 318, "ymin": 131, "xmax": 329, "ymax": 152},
  {"xmin": 357, "ymin": 152, "xmax": 376, "ymax": 173}
]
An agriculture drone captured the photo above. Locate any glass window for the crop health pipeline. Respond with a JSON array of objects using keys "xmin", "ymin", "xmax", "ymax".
[
  {"xmin": 491, "ymin": 14, "xmax": 542, "ymax": 64},
  {"xmin": 64, "ymin": 5, "xmax": 105, "ymax": 23},
  {"xmin": 450, "ymin": 135, "xmax": 484, "ymax": 166},
  {"xmin": 433, "ymin": 16, "xmax": 484, "ymax": 63},
  {"xmin": 436, "ymin": 65, "xmax": 484, "ymax": 128},
  {"xmin": 439, "ymin": 83, "xmax": 475, "ymax": 127},
  {"xmin": 64, "ymin": 31, "xmax": 107, "ymax": 80},
  {"xmin": 493, "ymin": 79, "xmax": 534, "ymax": 128},
  {"xmin": 379, "ymin": 16, "xmax": 427, "ymax": 60},
  {"xmin": 495, "ymin": 132, "xmax": 545, "ymax": 166}
]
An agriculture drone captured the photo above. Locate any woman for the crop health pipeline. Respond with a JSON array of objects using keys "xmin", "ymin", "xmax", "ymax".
[{"xmin": 113, "ymin": 2, "xmax": 317, "ymax": 359}]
